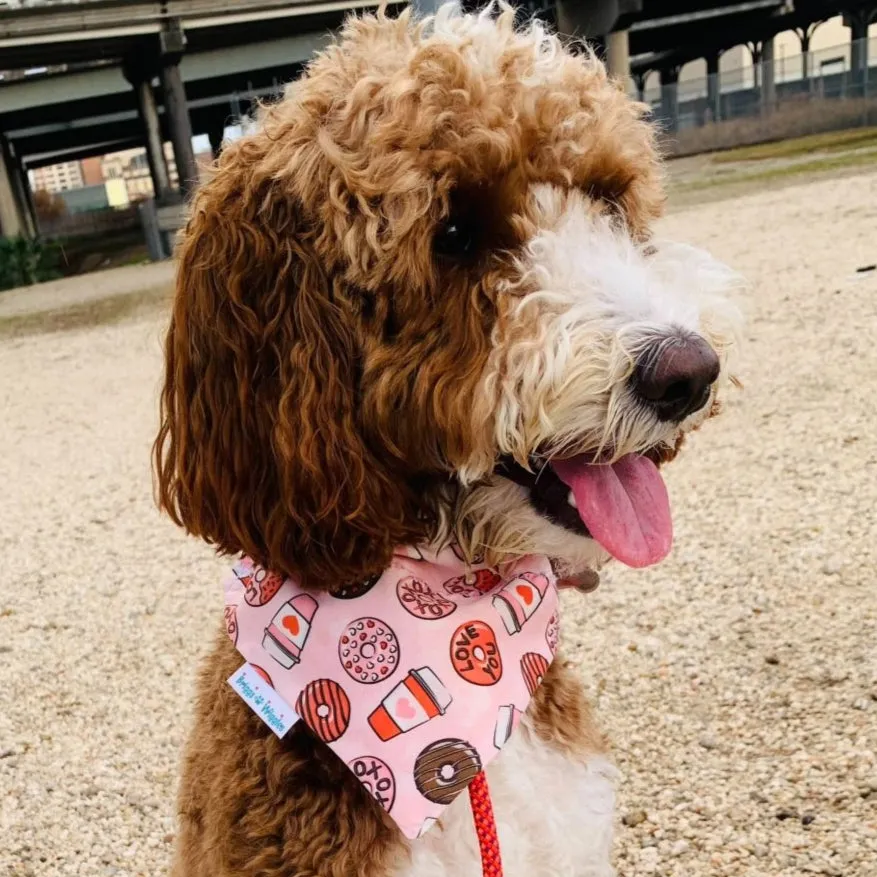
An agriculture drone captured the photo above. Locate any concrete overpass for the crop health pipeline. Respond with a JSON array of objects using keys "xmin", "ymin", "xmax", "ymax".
[
  {"xmin": 1, "ymin": 0, "xmax": 876, "ymax": 239},
  {"xmin": 0, "ymin": 0, "xmax": 394, "ymax": 237}
]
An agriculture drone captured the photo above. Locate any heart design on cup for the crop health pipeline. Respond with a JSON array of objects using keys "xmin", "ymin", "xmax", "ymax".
[
  {"xmin": 396, "ymin": 697, "xmax": 417, "ymax": 720},
  {"xmin": 282, "ymin": 615, "xmax": 301, "ymax": 636},
  {"xmin": 516, "ymin": 584, "xmax": 533, "ymax": 605}
]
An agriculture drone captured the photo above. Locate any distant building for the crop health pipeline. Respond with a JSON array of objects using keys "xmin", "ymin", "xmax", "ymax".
[
  {"xmin": 30, "ymin": 160, "xmax": 84, "ymax": 193},
  {"xmin": 101, "ymin": 143, "xmax": 181, "ymax": 202},
  {"xmin": 28, "ymin": 141, "xmax": 214, "ymax": 208},
  {"xmin": 80, "ymin": 156, "xmax": 105, "ymax": 187}
]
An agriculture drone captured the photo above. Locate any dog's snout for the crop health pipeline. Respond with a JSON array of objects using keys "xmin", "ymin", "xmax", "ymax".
[{"xmin": 632, "ymin": 334, "xmax": 720, "ymax": 423}]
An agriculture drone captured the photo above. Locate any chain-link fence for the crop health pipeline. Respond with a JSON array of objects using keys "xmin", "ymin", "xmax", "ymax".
[{"xmin": 638, "ymin": 37, "xmax": 877, "ymax": 156}]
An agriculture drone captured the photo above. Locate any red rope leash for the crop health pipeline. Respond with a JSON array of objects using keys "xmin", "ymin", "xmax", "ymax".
[{"xmin": 468, "ymin": 771, "xmax": 503, "ymax": 877}]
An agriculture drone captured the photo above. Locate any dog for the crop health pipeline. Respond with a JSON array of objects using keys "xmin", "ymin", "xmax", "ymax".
[{"xmin": 154, "ymin": 6, "xmax": 740, "ymax": 876}]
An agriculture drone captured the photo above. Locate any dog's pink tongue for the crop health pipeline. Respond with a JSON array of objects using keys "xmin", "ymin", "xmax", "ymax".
[{"xmin": 551, "ymin": 454, "xmax": 672, "ymax": 568}]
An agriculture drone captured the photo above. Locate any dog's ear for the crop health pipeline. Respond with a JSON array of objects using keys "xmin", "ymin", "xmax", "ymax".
[{"xmin": 154, "ymin": 140, "xmax": 422, "ymax": 589}]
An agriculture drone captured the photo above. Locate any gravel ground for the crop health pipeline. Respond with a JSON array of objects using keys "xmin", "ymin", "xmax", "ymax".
[{"xmin": 2, "ymin": 170, "xmax": 876, "ymax": 877}]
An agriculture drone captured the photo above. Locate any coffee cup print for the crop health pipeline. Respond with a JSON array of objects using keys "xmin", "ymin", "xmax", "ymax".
[
  {"xmin": 368, "ymin": 667, "xmax": 452, "ymax": 741},
  {"xmin": 418, "ymin": 816, "xmax": 439, "ymax": 838},
  {"xmin": 493, "ymin": 704, "xmax": 523, "ymax": 749},
  {"xmin": 262, "ymin": 594, "xmax": 318, "ymax": 669},
  {"xmin": 492, "ymin": 572, "xmax": 549, "ymax": 635}
]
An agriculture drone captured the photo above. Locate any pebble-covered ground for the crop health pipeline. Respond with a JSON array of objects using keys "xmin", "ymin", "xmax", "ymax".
[{"xmin": 2, "ymin": 170, "xmax": 876, "ymax": 877}]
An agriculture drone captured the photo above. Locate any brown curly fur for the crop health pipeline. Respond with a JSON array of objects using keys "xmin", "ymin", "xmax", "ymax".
[{"xmin": 156, "ymin": 6, "xmax": 663, "ymax": 875}]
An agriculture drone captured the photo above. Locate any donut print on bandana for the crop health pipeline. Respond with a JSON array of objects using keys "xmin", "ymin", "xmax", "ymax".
[
  {"xmin": 413, "ymin": 738, "xmax": 482, "ymax": 805},
  {"xmin": 397, "ymin": 576, "xmax": 457, "ymax": 620},
  {"xmin": 348, "ymin": 755, "xmax": 396, "ymax": 813},
  {"xmin": 443, "ymin": 569, "xmax": 502, "ymax": 600},
  {"xmin": 239, "ymin": 566, "xmax": 285, "ymax": 606},
  {"xmin": 333, "ymin": 573, "xmax": 381, "ymax": 600},
  {"xmin": 224, "ymin": 605, "xmax": 238, "ymax": 646},
  {"xmin": 224, "ymin": 547, "xmax": 559, "ymax": 840},
  {"xmin": 251, "ymin": 664, "xmax": 273, "ymax": 687},
  {"xmin": 450, "ymin": 621, "xmax": 503, "ymax": 686},
  {"xmin": 545, "ymin": 611, "xmax": 559, "ymax": 655},
  {"xmin": 296, "ymin": 679, "xmax": 351, "ymax": 743},
  {"xmin": 520, "ymin": 652, "xmax": 550, "ymax": 696},
  {"xmin": 339, "ymin": 617, "xmax": 400, "ymax": 684}
]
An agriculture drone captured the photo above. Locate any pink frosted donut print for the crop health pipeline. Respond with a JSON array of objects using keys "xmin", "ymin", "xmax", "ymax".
[
  {"xmin": 348, "ymin": 755, "xmax": 396, "ymax": 812},
  {"xmin": 545, "ymin": 611, "xmax": 559, "ymax": 655},
  {"xmin": 397, "ymin": 576, "xmax": 457, "ymax": 620},
  {"xmin": 339, "ymin": 617, "xmax": 400, "ymax": 684}
]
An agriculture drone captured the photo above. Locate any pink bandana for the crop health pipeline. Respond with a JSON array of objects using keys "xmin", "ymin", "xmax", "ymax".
[{"xmin": 223, "ymin": 545, "xmax": 559, "ymax": 840}]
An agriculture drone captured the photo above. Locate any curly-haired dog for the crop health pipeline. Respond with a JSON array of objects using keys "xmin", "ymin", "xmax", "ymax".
[{"xmin": 155, "ymin": 6, "xmax": 740, "ymax": 876}]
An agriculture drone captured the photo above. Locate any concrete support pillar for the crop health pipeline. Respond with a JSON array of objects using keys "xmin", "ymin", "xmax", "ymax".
[
  {"xmin": 797, "ymin": 26, "xmax": 816, "ymax": 89},
  {"xmin": 11, "ymin": 161, "xmax": 36, "ymax": 238},
  {"xmin": 659, "ymin": 67, "xmax": 679, "ymax": 133},
  {"xmin": 137, "ymin": 78, "xmax": 171, "ymax": 200},
  {"xmin": 761, "ymin": 36, "xmax": 776, "ymax": 113},
  {"xmin": 706, "ymin": 51, "xmax": 721, "ymax": 122},
  {"xmin": 0, "ymin": 137, "xmax": 26, "ymax": 239},
  {"xmin": 605, "ymin": 28, "xmax": 630, "ymax": 84},
  {"xmin": 749, "ymin": 42, "xmax": 762, "ymax": 89},
  {"xmin": 160, "ymin": 21, "xmax": 199, "ymax": 199},
  {"xmin": 845, "ymin": 10, "xmax": 872, "ymax": 96},
  {"xmin": 632, "ymin": 71, "xmax": 647, "ymax": 103},
  {"xmin": 207, "ymin": 120, "xmax": 225, "ymax": 159},
  {"xmin": 124, "ymin": 56, "xmax": 172, "ymax": 201}
]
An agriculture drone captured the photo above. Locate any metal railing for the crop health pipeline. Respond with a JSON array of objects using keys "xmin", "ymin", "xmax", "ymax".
[{"xmin": 639, "ymin": 37, "xmax": 877, "ymax": 155}]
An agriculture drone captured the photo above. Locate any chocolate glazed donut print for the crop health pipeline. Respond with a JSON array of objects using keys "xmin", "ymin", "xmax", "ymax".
[
  {"xmin": 413, "ymin": 739, "xmax": 483, "ymax": 805},
  {"xmin": 332, "ymin": 573, "xmax": 381, "ymax": 600}
]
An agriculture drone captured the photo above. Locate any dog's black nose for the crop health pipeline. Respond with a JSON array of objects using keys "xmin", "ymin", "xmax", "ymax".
[{"xmin": 632, "ymin": 334, "xmax": 720, "ymax": 423}]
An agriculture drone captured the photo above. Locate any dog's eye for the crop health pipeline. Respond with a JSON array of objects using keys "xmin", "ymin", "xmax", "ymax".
[{"xmin": 434, "ymin": 216, "xmax": 477, "ymax": 258}]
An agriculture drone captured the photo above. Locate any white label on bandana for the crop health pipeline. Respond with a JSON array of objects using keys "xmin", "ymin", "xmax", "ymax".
[{"xmin": 228, "ymin": 663, "xmax": 299, "ymax": 738}]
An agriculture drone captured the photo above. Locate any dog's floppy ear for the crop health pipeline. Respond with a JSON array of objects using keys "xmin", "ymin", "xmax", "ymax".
[{"xmin": 154, "ymin": 140, "xmax": 422, "ymax": 589}]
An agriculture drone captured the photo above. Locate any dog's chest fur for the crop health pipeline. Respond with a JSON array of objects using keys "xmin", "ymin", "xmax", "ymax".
[{"xmin": 395, "ymin": 720, "xmax": 616, "ymax": 877}]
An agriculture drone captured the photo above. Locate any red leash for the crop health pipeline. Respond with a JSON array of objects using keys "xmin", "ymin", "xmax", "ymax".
[{"xmin": 468, "ymin": 771, "xmax": 503, "ymax": 877}]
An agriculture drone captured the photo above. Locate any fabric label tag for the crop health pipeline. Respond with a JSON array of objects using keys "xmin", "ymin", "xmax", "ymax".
[{"xmin": 228, "ymin": 662, "xmax": 299, "ymax": 738}]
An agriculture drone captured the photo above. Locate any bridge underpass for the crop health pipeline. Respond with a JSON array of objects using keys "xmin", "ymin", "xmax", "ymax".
[
  {"xmin": 1, "ymin": 0, "xmax": 876, "ymax": 239},
  {"xmin": 0, "ymin": 0, "xmax": 382, "ymax": 237}
]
